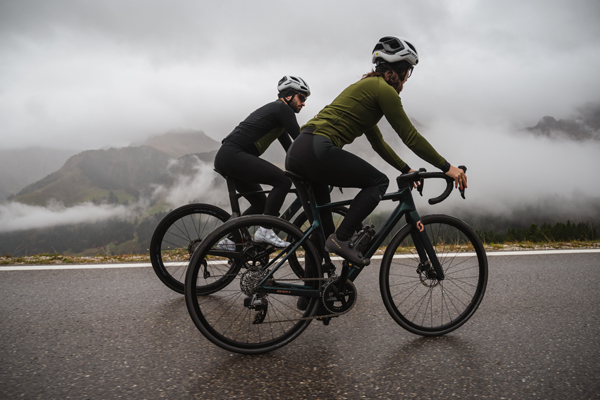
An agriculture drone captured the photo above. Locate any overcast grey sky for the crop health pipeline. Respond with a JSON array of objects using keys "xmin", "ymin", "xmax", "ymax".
[
  {"xmin": 1, "ymin": 0, "xmax": 600, "ymax": 233},
  {"xmin": 1, "ymin": 0, "xmax": 599, "ymax": 150}
]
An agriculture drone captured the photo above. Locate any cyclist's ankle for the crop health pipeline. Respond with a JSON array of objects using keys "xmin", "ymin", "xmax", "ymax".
[
  {"xmin": 334, "ymin": 232, "xmax": 351, "ymax": 242},
  {"xmin": 329, "ymin": 233, "xmax": 351, "ymax": 246},
  {"xmin": 325, "ymin": 233, "xmax": 370, "ymax": 267}
]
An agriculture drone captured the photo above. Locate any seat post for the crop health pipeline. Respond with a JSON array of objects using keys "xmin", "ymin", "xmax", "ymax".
[
  {"xmin": 284, "ymin": 170, "xmax": 317, "ymax": 210},
  {"xmin": 284, "ymin": 170, "xmax": 330, "ymax": 267},
  {"xmin": 284, "ymin": 171, "xmax": 321, "ymax": 228},
  {"xmin": 214, "ymin": 169, "xmax": 242, "ymax": 218}
]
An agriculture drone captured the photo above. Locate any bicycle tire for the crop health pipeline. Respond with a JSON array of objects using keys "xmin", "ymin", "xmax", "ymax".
[
  {"xmin": 149, "ymin": 203, "xmax": 232, "ymax": 294},
  {"xmin": 380, "ymin": 214, "xmax": 488, "ymax": 336},
  {"xmin": 185, "ymin": 215, "xmax": 323, "ymax": 355}
]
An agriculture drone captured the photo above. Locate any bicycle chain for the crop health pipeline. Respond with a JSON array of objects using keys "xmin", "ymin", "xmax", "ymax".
[
  {"xmin": 260, "ymin": 305, "xmax": 351, "ymax": 324},
  {"xmin": 260, "ymin": 275, "xmax": 353, "ymax": 323},
  {"xmin": 199, "ymin": 273, "xmax": 347, "ymax": 322}
]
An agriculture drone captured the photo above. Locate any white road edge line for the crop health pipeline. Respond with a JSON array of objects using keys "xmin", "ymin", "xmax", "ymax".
[{"xmin": 1, "ymin": 248, "xmax": 598, "ymax": 271}]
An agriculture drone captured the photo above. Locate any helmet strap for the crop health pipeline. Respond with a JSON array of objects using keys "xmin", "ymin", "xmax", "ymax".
[{"xmin": 279, "ymin": 90, "xmax": 297, "ymax": 106}]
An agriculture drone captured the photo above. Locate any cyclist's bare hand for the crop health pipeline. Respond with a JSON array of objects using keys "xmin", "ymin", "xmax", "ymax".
[
  {"xmin": 408, "ymin": 169, "xmax": 421, "ymax": 189},
  {"xmin": 445, "ymin": 165, "xmax": 467, "ymax": 190}
]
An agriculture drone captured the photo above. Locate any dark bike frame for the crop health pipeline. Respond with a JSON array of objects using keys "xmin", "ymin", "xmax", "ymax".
[{"xmin": 245, "ymin": 170, "xmax": 459, "ymax": 299}]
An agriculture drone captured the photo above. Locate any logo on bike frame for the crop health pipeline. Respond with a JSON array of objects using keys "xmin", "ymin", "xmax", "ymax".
[{"xmin": 416, "ymin": 221, "xmax": 424, "ymax": 232}]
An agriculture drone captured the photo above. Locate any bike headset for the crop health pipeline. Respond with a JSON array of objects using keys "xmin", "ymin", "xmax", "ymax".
[
  {"xmin": 372, "ymin": 36, "xmax": 419, "ymax": 75},
  {"xmin": 277, "ymin": 76, "xmax": 311, "ymax": 106}
]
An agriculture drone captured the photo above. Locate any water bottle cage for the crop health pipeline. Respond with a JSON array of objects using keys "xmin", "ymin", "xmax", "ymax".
[{"xmin": 350, "ymin": 224, "xmax": 376, "ymax": 252}]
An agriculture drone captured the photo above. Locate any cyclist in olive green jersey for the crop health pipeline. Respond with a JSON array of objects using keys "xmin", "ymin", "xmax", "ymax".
[{"xmin": 286, "ymin": 36, "xmax": 467, "ymax": 266}]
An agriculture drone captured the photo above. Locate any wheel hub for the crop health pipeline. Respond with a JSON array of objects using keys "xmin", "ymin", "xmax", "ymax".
[
  {"xmin": 240, "ymin": 269, "xmax": 269, "ymax": 296},
  {"xmin": 417, "ymin": 261, "xmax": 440, "ymax": 287},
  {"xmin": 242, "ymin": 243, "xmax": 270, "ymax": 270},
  {"xmin": 187, "ymin": 238, "xmax": 202, "ymax": 256}
]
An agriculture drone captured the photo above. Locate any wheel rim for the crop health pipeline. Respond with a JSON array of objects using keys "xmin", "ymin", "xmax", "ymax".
[
  {"xmin": 384, "ymin": 217, "xmax": 487, "ymax": 334},
  {"xmin": 186, "ymin": 216, "xmax": 321, "ymax": 353},
  {"xmin": 150, "ymin": 205, "xmax": 230, "ymax": 293}
]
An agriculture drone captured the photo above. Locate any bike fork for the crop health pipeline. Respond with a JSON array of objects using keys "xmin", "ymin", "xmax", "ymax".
[{"xmin": 407, "ymin": 212, "xmax": 445, "ymax": 281}]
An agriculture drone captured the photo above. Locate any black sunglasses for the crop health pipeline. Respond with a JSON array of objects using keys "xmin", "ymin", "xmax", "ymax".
[{"xmin": 297, "ymin": 94, "xmax": 307, "ymax": 103}]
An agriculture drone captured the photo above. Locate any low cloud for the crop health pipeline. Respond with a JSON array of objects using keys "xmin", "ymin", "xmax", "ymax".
[
  {"xmin": 0, "ymin": 200, "xmax": 139, "ymax": 233},
  {"xmin": 344, "ymin": 116, "xmax": 600, "ymax": 229},
  {"xmin": 2, "ymin": 117, "xmax": 600, "ymax": 235},
  {"xmin": 151, "ymin": 156, "xmax": 227, "ymax": 209},
  {"xmin": 0, "ymin": 156, "xmax": 228, "ymax": 234}
]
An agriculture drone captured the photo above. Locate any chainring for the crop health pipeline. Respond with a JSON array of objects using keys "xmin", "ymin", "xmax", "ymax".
[{"xmin": 321, "ymin": 278, "xmax": 357, "ymax": 314}]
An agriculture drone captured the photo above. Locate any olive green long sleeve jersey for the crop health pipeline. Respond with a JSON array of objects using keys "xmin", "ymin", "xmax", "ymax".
[{"xmin": 302, "ymin": 76, "xmax": 449, "ymax": 173}]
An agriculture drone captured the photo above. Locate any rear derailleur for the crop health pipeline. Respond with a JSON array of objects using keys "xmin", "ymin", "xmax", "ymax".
[{"xmin": 243, "ymin": 294, "xmax": 268, "ymax": 324}]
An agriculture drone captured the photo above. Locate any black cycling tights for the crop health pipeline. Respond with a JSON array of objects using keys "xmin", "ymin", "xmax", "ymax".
[
  {"xmin": 286, "ymin": 132, "xmax": 389, "ymax": 241},
  {"xmin": 214, "ymin": 144, "xmax": 291, "ymax": 216}
]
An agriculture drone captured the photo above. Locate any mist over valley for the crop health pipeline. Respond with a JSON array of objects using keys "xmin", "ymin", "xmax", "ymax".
[{"xmin": 1, "ymin": 106, "xmax": 599, "ymax": 256}]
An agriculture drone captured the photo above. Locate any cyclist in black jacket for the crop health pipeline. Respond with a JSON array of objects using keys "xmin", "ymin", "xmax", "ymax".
[{"xmin": 214, "ymin": 76, "xmax": 310, "ymax": 247}]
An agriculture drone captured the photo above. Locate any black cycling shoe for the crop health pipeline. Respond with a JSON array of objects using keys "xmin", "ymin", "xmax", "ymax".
[{"xmin": 325, "ymin": 234, "xmax": 370, "ymax": 267}]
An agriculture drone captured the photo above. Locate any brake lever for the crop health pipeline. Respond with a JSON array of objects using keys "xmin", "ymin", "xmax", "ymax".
[
  {"xmin": 458, "ymin": 165, "xmax": 467, "ymax": 199},
  {"xmin": 417, "ymin": 168, "xmax": 426, "ymax": 197}
]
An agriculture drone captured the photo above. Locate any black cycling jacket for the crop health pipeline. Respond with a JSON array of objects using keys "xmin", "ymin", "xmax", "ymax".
[{"xmin": 222, "ymin": 99, "xmax": 300, "ymax": 156}]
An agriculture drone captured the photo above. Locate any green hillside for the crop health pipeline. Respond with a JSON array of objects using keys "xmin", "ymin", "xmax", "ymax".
[
  {"xmin": 13, "ymin": 130, "xmax": 220, "ymax": 207},
  {"xmin": 14, "ymin": 146, "xmax": 173, "ymax": 206}
]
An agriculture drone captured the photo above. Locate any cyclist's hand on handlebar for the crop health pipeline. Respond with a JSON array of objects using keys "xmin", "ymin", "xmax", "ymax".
[
  {"xmin": 408, "ymin": 169, "xmax": 422, "ymax": 189},
  {"xmin": 445, "ymin": 165, "xmax": 467, "ymax": 190}
]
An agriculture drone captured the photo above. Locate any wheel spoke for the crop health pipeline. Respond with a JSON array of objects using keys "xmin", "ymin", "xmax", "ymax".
[
  {"xmin": 185, "ymin": 215, "xmax": 322, "ymax": 354},
  {"xmin": 149, "ymin": 205, "xmax": 231, "ymax": 294},
  {"xmin": 381, "ymin": 215, "xmax": 487, "ymax": 336}
]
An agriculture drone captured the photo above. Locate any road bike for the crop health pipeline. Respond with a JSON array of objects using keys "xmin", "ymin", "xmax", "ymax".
[
  {"xmin": 184, "ymin": 166, "xmax": 488, "ymax": 354},
  {"xmin": 149, "ymin": 169, "xmax": 347, "ymax": 294}
]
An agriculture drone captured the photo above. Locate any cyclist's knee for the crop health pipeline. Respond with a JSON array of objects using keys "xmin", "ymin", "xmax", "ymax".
[
  {"xmin": 377, "ymin": 174, "xmax": 389, "ymax": 191},
  {"xmin": 373, "ymin": 173, "xmax": 389, "ymax": 198},
  {"xmin": 277, "ymin": 176, "xmax": 293, "ymax": 191}
]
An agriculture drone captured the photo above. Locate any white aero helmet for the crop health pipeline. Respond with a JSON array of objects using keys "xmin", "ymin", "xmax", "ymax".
[
  {"xmin": 372, "ymin": 36, "xmax": 419, "ymax": 66},
  {"xmin": 277, "ymin": 75, "xmax": 311, "ymax": 97}
]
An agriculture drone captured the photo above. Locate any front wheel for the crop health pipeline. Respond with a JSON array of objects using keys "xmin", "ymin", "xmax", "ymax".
[{"xmin": 380, "ymin": 214, "xmax": 488, "ymax": 336}]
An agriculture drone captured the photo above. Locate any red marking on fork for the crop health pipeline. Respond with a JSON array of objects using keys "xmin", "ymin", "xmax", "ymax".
[{"xmin": 416, "ymin": 221, "xmax": 424, "ymax": 232}]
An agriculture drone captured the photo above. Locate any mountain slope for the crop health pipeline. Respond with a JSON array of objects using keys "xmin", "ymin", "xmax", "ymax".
[
  {"xmin": 14, "ymin": 146, "xmax": 174, "ymax": 205},
  {"xmin": 142, "ymin": 129, "xmax": 220, "ymax": 158},
  {"xmin": 524, "ymin": 102, "xmax": 600, "ymax": 141},
  {"xmin": 11, "ymin": 130, "xmax": 221, "ymax": 206}
]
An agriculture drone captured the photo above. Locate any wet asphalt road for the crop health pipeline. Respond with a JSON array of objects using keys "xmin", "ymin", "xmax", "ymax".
[{"xmin": 1, "ymin": 251, "xmax": 599, "ymax": 400}]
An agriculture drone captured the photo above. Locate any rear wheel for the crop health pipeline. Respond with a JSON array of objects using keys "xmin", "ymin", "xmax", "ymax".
[
  {"xmin": 380, "ymin": 214, "xmax": 488, "ymax": 336},
  {"xmin": 185, "ymin": 215, "xmax": 322, "ymax": 354},
  {"xmin": 150, "ymin": 204, "xmax": 232, "ymax": 294}
]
